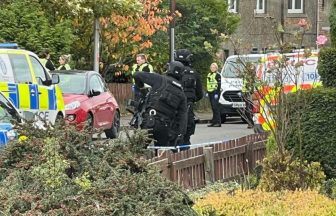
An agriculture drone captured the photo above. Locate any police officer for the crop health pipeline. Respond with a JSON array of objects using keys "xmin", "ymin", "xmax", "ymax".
[
  {"xmin": 38, "ymin": 49, "xmax": 55, "ymax": 71},
  {"xmin": 133, "ymin": 61, "xmax": 187, "ymax": 147},
  {"xmin": 207, "ymin": 63, "xmax": 221, "ymax": 127},
  {"xmin": 131, "ymin": 54, "xmax": 154, "ymax": 101},
  {"xmin": 175, "ymin": 49, "xmax": 203, "ymax": 145}
]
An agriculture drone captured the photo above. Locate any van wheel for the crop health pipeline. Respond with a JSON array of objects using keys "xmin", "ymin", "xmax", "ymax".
[
  {"xmin": 221, "ymin": 114, "xmax": 227, "ymax": 123},
  {"xmin": 105, "ymin": 111, "xmax": 120, "ymax": 139}
]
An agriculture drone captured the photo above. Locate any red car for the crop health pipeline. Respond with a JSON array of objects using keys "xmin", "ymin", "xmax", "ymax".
[{"xmin": 55, "ymin": 70, "xmax": 120, "ymax": 138}]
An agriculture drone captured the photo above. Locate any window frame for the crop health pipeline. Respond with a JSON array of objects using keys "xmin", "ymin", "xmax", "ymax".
[
  {"xmin": 288, "ymin": 0, "xmax": 303, "ymax": 14},
  {"xmin": 89, "ymin": 75, "xmax": 104, "ymax": 93},
  {"xmin": 9, "ymin": 54, "xmax": 33, "ymax": 84},
  {"xmin": 29, "ymin": 55, "xmax": 49, "ymax": 84},
  {"xmin": 256, "ymin": 0, "xmax": 265, "ymax": 14},
  {"xmin": 228, "ymin": 0, "xmax": 238, "ymax": 13}
]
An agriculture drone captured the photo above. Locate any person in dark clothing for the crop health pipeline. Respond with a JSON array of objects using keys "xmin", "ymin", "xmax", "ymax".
[
  {"xmin": 133, "ymin": 61, "xmax": 187, "ymax": 147},
  {"xmin": 174, "ymin": 49, "xmax": 203, "ymax": 145},
  {"xmin": 207, "ymin": 62, "xmax": 221, "ymax": 127},
  {"xmin": 38, "ymin": 49, "xmax": 55, "ymax": 71}
]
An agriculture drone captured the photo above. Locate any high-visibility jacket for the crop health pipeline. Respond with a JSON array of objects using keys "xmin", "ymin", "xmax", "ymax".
[
  {"xmin": 131, "ymin": 63, "xmax": 153, "ymax": 84},
  {"xmin": 57, "ymin": 64, "xmax": 71, "ymax": 70},
  {"xmin": 207, "ymin": 72, "xmax": 219, "ymax": 92}
]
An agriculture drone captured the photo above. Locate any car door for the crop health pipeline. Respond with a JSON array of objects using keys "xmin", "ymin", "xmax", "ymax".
[
  {"xmin": 96, "ymin": 75, "xmax": 115, "ymax": 129},
  {"xmin": 88, "ymin": 75, "xmax": 114, "ymax": 129},
  {"xmin": 5, "ymin": 53, "xmax": 38, "ymax": 121},
  {"xmin": 29, "ymin": 55, "xmax": 58, "ymax": 122}
]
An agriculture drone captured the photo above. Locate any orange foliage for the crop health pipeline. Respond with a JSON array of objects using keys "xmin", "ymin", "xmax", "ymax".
[{"xmin": 101, "ymin": 0, "xmax": 172, "ymax": 61}]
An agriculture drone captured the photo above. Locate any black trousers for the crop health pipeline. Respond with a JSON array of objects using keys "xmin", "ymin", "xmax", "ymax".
[
  {"xmin": 242, "ymin": 92, "xmax": 254, "ymax": 126},
  {"xmin": 209, "ymin": 91, "xmax": 221, "ymax": 124},
  {"xmin": 183, "ymin": 103, "xmax": 195, "ymax": 145},
  {"xmin": 142, "ymin": 116, "xmax": 175, "ymax": 146}
]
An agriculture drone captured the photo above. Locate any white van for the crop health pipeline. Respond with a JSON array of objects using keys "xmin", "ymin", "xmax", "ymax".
[{"xmin": 219, "ymin": 54, "xmax": 264, "ymax": 122}]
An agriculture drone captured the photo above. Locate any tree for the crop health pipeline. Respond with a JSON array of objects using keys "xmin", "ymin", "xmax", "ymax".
[
  {"xmin": 330, "ymin": 0, "xmax": 336, "ymax": 46},
  {"xmin": 100, "ymin": 0, "xmax": 171, "ymax": 72},
  {"xmin": 0, "ymin": 0, "xmax": 74, "ymax": 59},
  {"xmin": 174, "ymin": 0, "xmax": 240, "ymax": 80}
]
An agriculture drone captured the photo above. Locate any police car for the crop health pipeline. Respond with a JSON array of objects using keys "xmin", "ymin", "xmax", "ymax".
[
  {"xmin": 0, "ymin": 91, "xmax": 20, "ymax": 146},
  {"xmin": 0, "ymin": 43, "xmax": 64, "ymax": 124}
]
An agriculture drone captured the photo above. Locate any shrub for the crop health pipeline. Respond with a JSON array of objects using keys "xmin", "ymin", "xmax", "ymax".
[
  {"xmin": 193, "ymin": 189, "xmax": 336, "ymax": 215},
  {"xmin": 320, "ymin": 178, "xmax": 336, "ymax": 199},
  {"xmin": 259, "ymin": 150, "xmax": 325, "ymax": 192},
  {"xmin": 286, "ymin": 88, "xmax": 336, "ymax": 178},
  {"xmin": 318, "ymin": 47, "xmax": 336, "ymax": 87},
  {"xmin": 0, "ymin": 123, "xmax": 196, "ymax": 215}
]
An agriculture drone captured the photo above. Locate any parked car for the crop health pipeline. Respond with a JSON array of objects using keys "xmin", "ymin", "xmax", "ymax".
[
  {"xmin": 0, "ymin": 91, "xmax": 21, "ymax": 146},
  {"xmin": 54, "ymin": 70, "xmax": 120, "ymax": 138}
]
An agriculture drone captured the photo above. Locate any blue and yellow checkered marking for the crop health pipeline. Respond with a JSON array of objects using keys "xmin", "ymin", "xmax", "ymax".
[{"xmin": 0, "ymin": 82, "xmax": 60, "ymax": 111}]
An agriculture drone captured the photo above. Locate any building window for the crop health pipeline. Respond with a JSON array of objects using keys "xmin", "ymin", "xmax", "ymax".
[
  {"xmin": 228, "ymin": 0, "xmax": 237, "ymax": 13},
  {"xmin": 256, "ymin": 0, "xmax": 265, "ymax": 14},
  {"xmin": 288, "ymin": 0, "xmax": 303, "ymax": 13}
]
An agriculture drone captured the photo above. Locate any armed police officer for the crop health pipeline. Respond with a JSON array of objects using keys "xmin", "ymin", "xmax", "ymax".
[
  {"xmin": 174, "ymin": 49, "xmax": 203, "ymax": 145},
  {"xmin": 132, "ymin": 61, "xmax": 187, "ymax": 147}
]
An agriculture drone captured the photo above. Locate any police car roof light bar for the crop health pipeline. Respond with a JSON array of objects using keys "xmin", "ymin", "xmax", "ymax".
[{"xmin": 0, "ymin": 43, "xmax": 19, "ymax": 49}]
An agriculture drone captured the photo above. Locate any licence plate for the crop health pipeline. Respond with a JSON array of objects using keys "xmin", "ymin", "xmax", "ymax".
[{"xmin": 232, "ymin": 102, "xmax": 246, "ymax": 108}]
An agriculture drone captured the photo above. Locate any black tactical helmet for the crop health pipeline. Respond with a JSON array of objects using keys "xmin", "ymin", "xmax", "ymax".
[
  {"xmin": 174, "ymin": 49, "xmax": 193, "ymax": 64},
  {"xmin": 166, "ymin": 61, "xmax": 185, "ymax": 80}
]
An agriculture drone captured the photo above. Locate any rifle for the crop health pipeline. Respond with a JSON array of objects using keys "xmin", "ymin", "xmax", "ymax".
[{"xmin": 126, "ymin": 91, "xmax": 150, "ymax": 128}]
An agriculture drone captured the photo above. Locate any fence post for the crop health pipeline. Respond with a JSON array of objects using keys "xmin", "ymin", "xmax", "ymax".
[
  {"xmin": 204, "ymin": 147, "xmax": 215, "ymax": 184},
  {"xmin": 245, "ymin": 142, "xmax": 254, "ymax": 171}
]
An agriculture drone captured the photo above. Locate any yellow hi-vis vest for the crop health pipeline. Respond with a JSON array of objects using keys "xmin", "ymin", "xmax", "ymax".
[
  {"xmin": 207, "ymin": 72, "xmax": 218, "ymax": 92},
  {"xmin": 131, "ymin": 63, "xmax": 154, "ymax": 83}
]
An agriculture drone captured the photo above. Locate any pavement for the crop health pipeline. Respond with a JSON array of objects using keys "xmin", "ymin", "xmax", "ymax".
[{"xmin": 120, "ymin": 112, "xmax": 212, "ymax": 127}]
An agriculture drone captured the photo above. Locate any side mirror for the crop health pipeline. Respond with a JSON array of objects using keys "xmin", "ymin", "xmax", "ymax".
[
  {"xmin": 89, "ymin": 89, "xmax": 101, "ymax": 97},
  {"xmin": 51, "ymin": 74, "xmax": 60, "ymax": 84}
]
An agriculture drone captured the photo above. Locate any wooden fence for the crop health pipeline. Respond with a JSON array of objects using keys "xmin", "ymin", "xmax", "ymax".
[
  {"xmin": 108, "ymin": 83, "xmax": 133, "ymax": 113},
  {"xmin": 148, "ymin": 133, "xmax": 268, "ymax": 189}
]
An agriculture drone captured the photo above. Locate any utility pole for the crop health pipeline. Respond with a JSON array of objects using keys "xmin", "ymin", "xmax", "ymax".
[
  {"xmin": 169, "ymin": 0, "xmax": 176, "ymax": 62},
  {"xmin": 280, "ymin": 0, "xmax": 285, "ymax": 44},
  {"xmin": 93, "ymin": 18, "xmax": 100, "ymax": 72}
]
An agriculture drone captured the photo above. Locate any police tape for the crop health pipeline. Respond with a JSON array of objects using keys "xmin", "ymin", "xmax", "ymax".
[{"xmin": 146, "ymin": 138, "xmax": 229, "ymax": 150}]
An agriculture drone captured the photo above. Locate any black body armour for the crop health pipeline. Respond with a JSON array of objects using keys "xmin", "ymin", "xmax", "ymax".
[
  {"xmin": 145, "ymin": 77, "xmax": 184, "ymax": 120},
  {"xmin": 182, "ymin": 66, "xmax": 197, "ymax": 102}
]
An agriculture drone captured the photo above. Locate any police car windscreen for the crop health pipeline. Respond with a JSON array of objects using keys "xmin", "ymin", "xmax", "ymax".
[
  {"xmin": 0, "ymin": 94, "xmax": 15, "ymax": 123},
  {"xmin": 222, "ymin": 56, "xmax": 260, "ymax": 78},
  {"xmin": 57, "ymin": 73, "xmax": 86, "ymax": 94}
]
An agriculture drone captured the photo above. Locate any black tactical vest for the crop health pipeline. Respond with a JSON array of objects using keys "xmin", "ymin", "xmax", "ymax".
[
  {"xmin": 146, "ymin": 77, "xmax": 184, "ymax": 119},
  {"xmin": 182, "ymin": 66, "xmax": 197, "ymax": 102}
]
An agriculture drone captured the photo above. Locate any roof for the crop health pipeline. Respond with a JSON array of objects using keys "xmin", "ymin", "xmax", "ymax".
[{"xmin": 52, "ymin": 70, "xmax": 97, "ymax": 75}]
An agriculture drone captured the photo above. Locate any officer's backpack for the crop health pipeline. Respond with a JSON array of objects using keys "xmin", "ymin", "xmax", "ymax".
[{"xmin": 182, "ymin": 67, "xmax": 197, "ymax": 102}]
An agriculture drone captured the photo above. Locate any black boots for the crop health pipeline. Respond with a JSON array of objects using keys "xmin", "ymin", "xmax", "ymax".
[{"xmin": 207, "ymin": 123, "xmax": 221, "ymax": 127}]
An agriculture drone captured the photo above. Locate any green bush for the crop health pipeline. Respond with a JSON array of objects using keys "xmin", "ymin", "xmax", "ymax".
[
  {"xmin": 286, "ymin": 88, "xmax": 336, "ymax": 178},
  {"xmin": 320, "ymin": 178, "xmax": 336, "ymax": 199},
  {"xmin": 259, "ymin": 150, "xmax": 325, "ymax": 192},
  {"xmin": 0, "ymin": 123, "xmax": 196, "ymax": 215},
  {"xmin": 330, "ymin": 1, "xmax": 336, "ymax": 46},
  {"xmin": 318, "ymin": 47, "xmax": 336, "ymax": 87}
]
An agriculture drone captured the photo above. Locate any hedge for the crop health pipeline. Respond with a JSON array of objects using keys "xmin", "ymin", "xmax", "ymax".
[
  {"xmin": 286, "ymin": 88, "xmax": 336, "ymax": 178},
  {"xmin": 193, "ymin": 190, "xmax": 336, "ymax": 215},
  {"xmin": 318, "ymin": 47, "xmax": 336, "ymax": 87}
]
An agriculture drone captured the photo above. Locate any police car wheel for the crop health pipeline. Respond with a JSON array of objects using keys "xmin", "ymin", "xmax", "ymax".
[{"xmin": 105, "ymin": 111, "xmax": 120, "ymax": 139}]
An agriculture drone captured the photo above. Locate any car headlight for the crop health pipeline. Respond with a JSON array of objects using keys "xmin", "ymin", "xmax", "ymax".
[
  {"xmin": 6, "ymin": 129, "xmax": 17, "ymax": 141},
  {"xmin": 65, "ymin": 101, "xmax": 81, "ymax": 111}
]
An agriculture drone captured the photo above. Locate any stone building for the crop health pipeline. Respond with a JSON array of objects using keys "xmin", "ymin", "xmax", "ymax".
[{"xmin": 223, "ymin": 0, "xmax": 332, "ymax": 58}]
